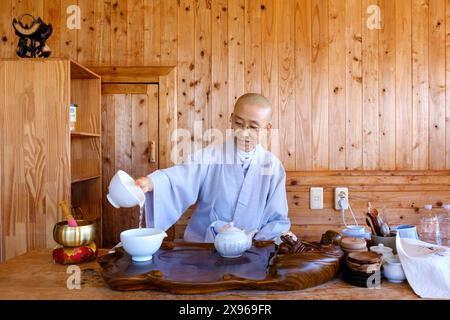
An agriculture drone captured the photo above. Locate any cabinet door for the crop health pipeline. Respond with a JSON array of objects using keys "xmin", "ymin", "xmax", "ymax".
[{"xmin": 101, "ymin": 84, "xmax": 159, "ymax": 246}]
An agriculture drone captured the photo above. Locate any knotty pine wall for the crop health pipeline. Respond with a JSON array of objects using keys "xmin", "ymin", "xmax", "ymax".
[
  {"xmin": 172, "ymin": 171, "xmax": 450, "ymax": 241},
  {"xmin": 1, "ymin": 0, "xmax": 450, "ymax": 171},
  {"xmin": 1, "ymin": 0, "xmax": 450, "ymax": 242}
]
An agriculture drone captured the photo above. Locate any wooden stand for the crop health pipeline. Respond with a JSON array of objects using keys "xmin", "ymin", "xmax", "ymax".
[{"xmin": 98, "ymin": 241, "xmax": 344, "ymax": 294}]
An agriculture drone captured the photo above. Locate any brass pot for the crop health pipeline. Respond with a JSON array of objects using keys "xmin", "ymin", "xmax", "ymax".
[{"xmin": 53, "ymin": 220, "xmax": 97, "ymax": 247}]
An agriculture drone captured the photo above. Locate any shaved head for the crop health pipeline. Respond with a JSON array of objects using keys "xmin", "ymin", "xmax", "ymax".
[
  {"xmin": 231, "ymin": 93, "xmax": 273, "ymax": 152},
  {"xmin": 233, "ymin": 93, "xmax": 272, "ymax": 120}
]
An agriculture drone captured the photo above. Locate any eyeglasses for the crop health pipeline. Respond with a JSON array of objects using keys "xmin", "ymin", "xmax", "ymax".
[{"xmin": 230, "ymin": 117, "xmax": 269, "ymax": 134}]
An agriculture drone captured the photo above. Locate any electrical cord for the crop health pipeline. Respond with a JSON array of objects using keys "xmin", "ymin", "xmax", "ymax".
[{"xmin": 338, "ymin": 194, "xmax": 359, "ymax": 227}]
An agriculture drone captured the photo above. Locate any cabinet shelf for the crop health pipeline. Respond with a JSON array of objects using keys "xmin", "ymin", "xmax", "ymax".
[
  {"xmin": 71, "ymin": 175, "xmax": 101, "ymax": 184},
  {"xmin": 70, "ymin": 60, "xmax": 102, "ymax": 246},
  {"xmin": 71, "ymin": 132, "xmax": 101, "ymax": 138}
]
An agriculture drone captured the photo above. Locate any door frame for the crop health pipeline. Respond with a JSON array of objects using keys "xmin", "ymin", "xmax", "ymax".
[
  {"xmin": 88, "ymin": 66, "xmax": 177, "ymax": 169},
  {"xmin": 89, "ymin": 66, "xmax": 178, "ymax": 242}
]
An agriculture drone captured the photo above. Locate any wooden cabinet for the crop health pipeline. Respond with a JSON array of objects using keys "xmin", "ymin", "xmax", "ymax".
[
  {"xmin": 0, "ymin": 59, "xmax": 101, "ymax": 262},
  {"xmin": 70, "ymin": 62, "xmax": 102, "ymax": 247}
]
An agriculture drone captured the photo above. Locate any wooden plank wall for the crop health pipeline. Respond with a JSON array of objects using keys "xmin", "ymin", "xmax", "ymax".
[
  {"xmin": 173, "ymin": 171, "xmax": 450, "ymax": 241},
  {"xmin": 1, "ymin": 0, "xmax": 450, "ymax": 171},
  {"xmin": 1, "ymin": 1, "xmax": 450, "ymax": 242}
]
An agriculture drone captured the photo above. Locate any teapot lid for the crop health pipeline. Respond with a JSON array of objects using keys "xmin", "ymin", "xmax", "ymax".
[
  {"xmin": 369, "ymin": 243, "xmax": 393, "ymax": 254},
  {"xmin": 218, "ymin": 222, "xmax": 244, "ymax": 234}
]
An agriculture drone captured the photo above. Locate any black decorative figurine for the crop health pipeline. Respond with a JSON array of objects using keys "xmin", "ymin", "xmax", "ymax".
[{"xmin": 12, "ymin": 14, "xmax": 52, "ymax": 58}]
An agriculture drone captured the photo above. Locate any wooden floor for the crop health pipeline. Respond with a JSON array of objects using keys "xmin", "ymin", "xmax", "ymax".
[{"xmin": 0, "ymin": 249, "xmax": 422, "ymax": 300}]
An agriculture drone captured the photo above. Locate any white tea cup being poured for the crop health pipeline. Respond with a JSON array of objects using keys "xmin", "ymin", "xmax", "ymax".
[
  {"xmin": 107, "ymin": 170, "xmax": 146, "ymax": 228},
  {"xmin": 107, "ymin": 170, "xmax": 167, "ymax": 261}
]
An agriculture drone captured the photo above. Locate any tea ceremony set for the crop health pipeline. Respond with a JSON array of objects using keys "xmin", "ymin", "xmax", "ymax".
[{"xmin": 2, "ymin": 170, "xmax": 446, "ymax": 301}]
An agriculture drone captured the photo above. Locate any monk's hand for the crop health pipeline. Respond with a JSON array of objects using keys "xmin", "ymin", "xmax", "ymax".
[{"xmin": 135, "ymin": 177, "xmax": 153, "ymax": 193}]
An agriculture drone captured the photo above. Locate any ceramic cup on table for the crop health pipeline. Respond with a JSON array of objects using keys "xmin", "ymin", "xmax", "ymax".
[
  {"xmin": 342, "ymin": 226, "xmax": 364, "ymax": 236},
  {"xmin": 342, "ymin": 226, "xmax": 371, "ymax": 240},
  {"xmin": 107, "ymin": 170, "xmax": 145, "ymax": 208},
  {"xmin": 383, "ymin": 255, "xmax": 406, "ymax": 283},
  {"xmin": 391, "ymin": 225, "xmax": 419, "ymax": 240},
  {"xmin": 120, "ymin": 228, "xmax": 167, "ymax": 262}
]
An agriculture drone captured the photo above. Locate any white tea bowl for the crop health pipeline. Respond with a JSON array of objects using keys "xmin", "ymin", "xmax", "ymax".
[
  {"xmin": 383, "ymin": 255, "xmax": 406, "ymax": 283},
  {"xmin": 107, "ymin": 170, "xmax": 145, "ymax": 208},
  {"xmin": 120, "ymin": 228, "xmax": 167, "ymax": 262}
]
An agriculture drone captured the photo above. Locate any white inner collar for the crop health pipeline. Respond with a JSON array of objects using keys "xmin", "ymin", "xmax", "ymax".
[{"xmin": 237, "ymin": 146, "xmax": 256, "ymax": 163}]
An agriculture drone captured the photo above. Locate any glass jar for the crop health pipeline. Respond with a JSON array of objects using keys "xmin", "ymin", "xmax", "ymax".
[
  {"xmin": 439, "ymin": 205, "xmax": 450, "ymax": 247},
  {"xmin": 69, "ymin": 103, "xmax": 78, "ymax": 131},
  {"xmin": 418, "ymin": 204, "xmax": 441, "ymax": 245}
]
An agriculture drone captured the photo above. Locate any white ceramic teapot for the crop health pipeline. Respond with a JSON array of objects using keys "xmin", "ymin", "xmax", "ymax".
[{"xmin": 214, "ymin": 222, "xmax": 257, "ymax": 258}]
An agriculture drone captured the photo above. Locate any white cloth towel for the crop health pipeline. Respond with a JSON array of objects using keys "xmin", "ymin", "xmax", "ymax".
[{"xmin": 396, "ymin": 234, "xmax": 450, "ymax": 299}]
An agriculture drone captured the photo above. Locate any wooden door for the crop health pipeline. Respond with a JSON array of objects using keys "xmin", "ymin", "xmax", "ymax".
[{"xmin": 101, "ymin": 84, "xmax": 159, "ymax": 247}]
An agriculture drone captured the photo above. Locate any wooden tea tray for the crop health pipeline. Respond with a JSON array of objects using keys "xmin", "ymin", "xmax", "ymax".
[{"xmin": 98, "ymin": 241, "xmax": 344, "ymax": 294}]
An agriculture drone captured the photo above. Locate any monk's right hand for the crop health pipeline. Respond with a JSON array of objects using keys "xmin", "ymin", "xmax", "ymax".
[{"xmin": 135, "ymin": 176, "xmax": 153, "ymax": 193}]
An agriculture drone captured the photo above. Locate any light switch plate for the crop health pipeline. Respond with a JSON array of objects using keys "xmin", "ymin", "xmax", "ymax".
[{"xmin": 310, "ymin": 187, "xmax": 323, "ymax": 209}]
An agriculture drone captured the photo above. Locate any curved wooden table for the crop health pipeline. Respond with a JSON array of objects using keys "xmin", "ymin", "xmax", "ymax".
[{"xmin": 0, "ymin": 248, "xmax": 423, "ymax": 299}]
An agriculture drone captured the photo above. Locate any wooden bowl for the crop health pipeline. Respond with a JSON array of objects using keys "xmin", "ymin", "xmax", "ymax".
[
  {"xmin": 346, "ymin": 260, "xmax": 381, "ymax": 273},
  {"xmin": 340, "ymin": 237, "xmax": 367, "ymax": 250},
  {"xmin": 53, "ymin": 220, "xmax": 97, "ymax": 247},
  {"xmin": 347, "ymin": 251, "xmax": 382, "ymax": 265}
]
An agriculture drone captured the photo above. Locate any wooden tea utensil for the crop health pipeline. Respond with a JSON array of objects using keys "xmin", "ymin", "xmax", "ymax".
[
  {"xmin": 367, "ymin": 202, "xmax": 381, "ymax": 236},
  {"xmin": 59, "ymin": 201, "xmax": 78, "ymax": 227},
  {"xmin": 380, "ymin": 207, "xmax": 391, "ymax": 237},
  {"xmin": 366, "ymin": 215, "xmax": 377, "ymax": 235}
]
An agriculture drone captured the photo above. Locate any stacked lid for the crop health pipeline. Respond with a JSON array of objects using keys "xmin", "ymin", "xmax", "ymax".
[
  {"xmin": 369, "ymin": 243, "xmax": 394, "ymax": 262},
  {"xmin": 339, "ymin": 236, "xmax": 368, "ymax": 254},
  {"xmin": 343, "ymin": 251, "xmax": 383, "ymax": 288}
]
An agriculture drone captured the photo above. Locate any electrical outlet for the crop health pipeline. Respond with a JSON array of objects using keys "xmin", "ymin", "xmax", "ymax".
[
  {"xmin": 334, "ymin": 187, "xmax": 349, "ymax": 210},
  {"xmin": 310, "ymin": 187, "xmax": 323, "ymax": 209}
]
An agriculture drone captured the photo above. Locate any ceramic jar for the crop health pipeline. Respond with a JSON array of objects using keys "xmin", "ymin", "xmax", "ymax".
[{"xmin": 383, "ymin": 255, "xmax": 406, "ymax": 283}]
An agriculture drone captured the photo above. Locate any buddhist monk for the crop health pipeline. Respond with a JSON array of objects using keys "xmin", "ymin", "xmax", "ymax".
[{"xmin": 135, "ymin": 93, "xmax": 290, "ymax": 242}]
